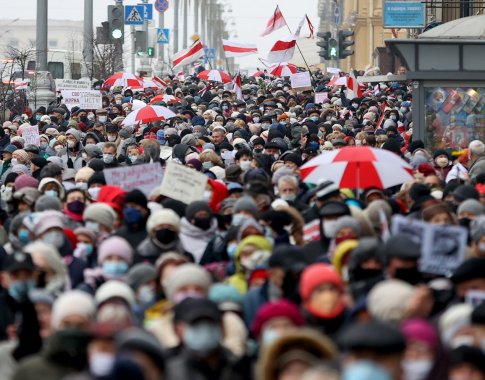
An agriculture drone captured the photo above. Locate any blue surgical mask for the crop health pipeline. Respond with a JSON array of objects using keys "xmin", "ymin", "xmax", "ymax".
[
  {"xmin": 123, "ymin": 207, "xmax": 143, "ymax": 225},
  {"xmin": 102, "ymin": 261, "xmax": 128, "ymax": 276},
  {"xmin": 232, "ymin": 214, "xmax": 247, "ymax": 226},
  {"xmin": 262, "ymin": 328, "xmax": 280, "ymax": 346},
  {"xmin": 35, "ymin": 115, "xmax": 42, "ymax": 121},
  {"xmin": 103, "ymin": 154, "xmax": 114, "ymax": 164},
  {"xmin": 183, "ymin": 322, "xmax": 222, "ymax": 354},
  {"xmin": 202, "ymin": 161, "xmax": 213, "ymax": 170},
  {"xmin": 138, "ymin": 285, "xmax": 155, "ymax": 304},
  {"xmin": 45, "ymin": 190, "xmax": 58, "ymax": 198},
  {"xmin": 8, "ymin": 280, "xmax": 35, "ymax": 302},
  {"xmin": 310, "ymin": 116, "xmax": 319, "ymax": 122},
  {"xmin": 227, "ymin": 243, "xmax": 238, "ymax": 259},
  {"xmin": 18, "ymin": 229, "xmax": 30, "ymax": 245},
  {"xmin": 342, "ymin": 361, "xmax": 392, "ymax": 380}
]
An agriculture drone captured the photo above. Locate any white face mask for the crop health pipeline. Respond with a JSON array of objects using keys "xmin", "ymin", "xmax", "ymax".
[
  {"xmin": 76, "ymin": 182, "xmax": 88, "ymax": 190},
  {"xmin": 10, "ymin": 158, "xmax": 18, "ymax": 166},
  {"xmin": 107, "ymin": 135, "xmax": 117, "ymax": 142},
  {"xmin": 240, "ymin": 160, "xmax": 251, "ymax": 172},
  {"xmin": 402, "ymin": 359, "xmax": 433, "ymax": 380},
  {"xmin": 67, "ymin": 140, "xmax": 76, "ymax": 148},
  {"xmin": 1, "ymin": 186, "xmax": 12, "ymax": 202},
  {"xmin": 88, "ymin": 187, "xmax": 101, "ymax": 201},
  {"xmin": 322, "ymin": 219, "xmax": 337, "ymax": 239},
  {"xmin": 89, "ymin": 352, "xmax": 115, "ymax": 377},
  {"xmin": 98, "ymin": 115, "xmax": 107, "ymax": 123}
]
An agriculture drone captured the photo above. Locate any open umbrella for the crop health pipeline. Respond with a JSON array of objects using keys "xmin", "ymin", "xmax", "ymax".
[
  {"xmin": 269, "ymin": 63, "xmax": 298, "ymax": 77},
  {"xmin": 300, "ymin": 146, "xmax": 414, "ymax": 189},
  {"xmin": 103, "ymin": 72, "xmax": 143, "ymax": 89},
  {"xmin": 253, "ymin": 69, "xmax": 273, "ymax": 78},
  {"xmin": 121, "ymin": 105, "xmax": 177, "ymax": 126},
  {"xmin": 197, "ymin": 69, "xmax": 232, "ymax": 83},
  {"xmin": 149, "ymin": 94, "xmax": 181, "ymax": 104}
]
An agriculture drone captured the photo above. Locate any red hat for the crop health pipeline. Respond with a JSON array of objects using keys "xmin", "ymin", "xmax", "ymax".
[
  {"xmin": 417, "ymin": 163, "xmax": 436, "ymax": 177},
  {"xmin": 251, "ymin": 300, "xmax": 305, "ymax": 339},
  {"xmin": 299, "ymin": 263, "xmax": 343, "ymax": 302}
]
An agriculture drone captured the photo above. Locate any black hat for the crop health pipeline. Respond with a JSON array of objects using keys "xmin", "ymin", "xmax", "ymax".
[
  {"xmin": 31, "ymin": 156, "xmax": 48, "ymax": 169},
  {"xmin": 453, "ymin": 184, "xmax": 480, "ymax": 202},
  {"xmin": 319, "ymin": 201, "xmax": 351, "ymax": 218},
  {"xmin": 185, "ymin": 200, "xmax": 211, "ymax": 220},
  {"xmin": 105, "ymin": 123, "xmax": 118, "ymax": 134},
  {"xmin": 116, "ymin": 328, "xmax": 165, "ymax": 372},
  {"xmin": 225, "ymin": 164, "xmax": 243, "ymax": 183},
  {"xmin": 433, "ymin": 149, "xmax": 450, "ymax": 160},
  {"xmin": 451, "ymin": 257, "xmax": 485, "ymax": 284},
  {"xmin": 173, "ymin": 298, "xmax": 222, "ymax": 324},
  {"xmin": 338, "ymin": 320, "xmax": 406, "ymax": 354},
  {"xmin": 283, "ymin": 153, "xmax": 303, "ymax": 167},
  {"xmin": 315, "ymin": 180, "xmax": 340, "ymax": 201},
  {"xmin": 380, "ymin": 233, "xmax": 421, "ymax": 262},
  {"xmin": 88, "ymin": 171, "xmax": 106, "ymax": 187},
  {"xmin": 449, "ymin": 346, "xmax": 485, "ymax": 375},
  {"xmin": 471, "ymin": 301, "xmax": 485, "ymax": 325},
  {"xmin": 123, "ymin": 189, "xmax": 148, "ymax": 210},
  {"xmin": 3, "ymin": 251, "xmax": 35, "ymax": 272},
  {"xmin": 264, "ymin": 141, "xmax": 281, "ymax": 150}
]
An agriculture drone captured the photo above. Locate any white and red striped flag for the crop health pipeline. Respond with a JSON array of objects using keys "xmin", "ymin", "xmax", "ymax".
[
  {"xmin": 346, "ymin": 72, "xmax": 363, "ymax": 99},
  {"xmin": 261, "ymin": 5, "xmax": 287, "ymax": 37},
  {"xmin": 222, "ymin": 40, "xmax": 258, "ymax": 58},
  {"xmin": 152, "ymin": 76, "xmax": 168, "ymax": 89},
  {"xmin": 295, "ymin": 14, "xmax": 315, "ymax": 38},
  {"xmin": 172, "ymin": 40, "xmax": 204, "ymax": 69},
  {"xmin": 267, "ymin": 35, "xmax": 297, "ymax": 63},
  {"xmin": 232, "ymin": 73, "xmax": 243, "ymax": 102}
]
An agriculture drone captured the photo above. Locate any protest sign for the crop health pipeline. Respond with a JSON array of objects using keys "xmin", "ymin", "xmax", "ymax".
[
  {"xmin": 327, "ymin": 67, "xmax": 341, "ymax": 74},
  {"xmin": 159, "ymin": 161, "xmax": 208, "ymax": 204},
  {"xmin": 22, "ymin": 125, "xmax": 40, "ymax": 145},
  {"xmin": 61, "ymin": 90, "xmax": 102, "ymax": 110},
  {"xmin": 103, "ymin": 163, "xmax": 164, "ymax": 196},
  {"xmin": 55, "ymin": 79, "xmax": 91, "ymax": 91},
  {"xmin": 314, "ymin": 92, "xmax": 328, "ymax": 104},
  {"xmin": 391, "ymin": 215, "xmax": 466, "ymax": 276},
  {"xmin": 290, "ymin": 71, "xmax": 312, "ymax": 92}
]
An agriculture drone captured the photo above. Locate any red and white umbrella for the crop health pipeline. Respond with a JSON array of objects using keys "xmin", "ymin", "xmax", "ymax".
[
  {"xmin": 253, "ymin": 69, "xmax": 273, "ymax": 78},
  {"xmin": 300, "ymin": 146, "xmax": 414, "ymax": 189},
  {"xmin": 327, "ymin": 76, "xmax": 348, "ymax": 87},
  {"xmin": 121, "ymin": 105, "xmax": 177, "ymax": 126},
  {"xmin": 149, "ymin": 94, "xmax": 181, "ymax": 104},
  {"xmin": 197, "ymin": 69, "xmax": 232, "ymax": 83},
  {"xmin": 269, "ymin": 62, "xmax": 298, "ymax": 77},
  {"xmin": 103, "ymin": 72, "xmax": 143, "ymax": 89}
]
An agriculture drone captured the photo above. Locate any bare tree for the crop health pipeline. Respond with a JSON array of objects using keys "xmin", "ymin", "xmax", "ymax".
[{"xmin": 6, "ymin": 45, "xmax": 35, "ymax": 80}]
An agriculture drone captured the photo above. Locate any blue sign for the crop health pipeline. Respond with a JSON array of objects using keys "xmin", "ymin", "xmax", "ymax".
[
  {"xmin": 157, "ymin": 28, "xmax": 170, "ymax": 44},
  {"xmin": 125, "ymin": 5, "xmax": 145, "ymax": 25},
  {"xmin": 138, "ymin": 3, "xmax": 153, "ymax": 20},
  {"xmin": 383, "ymin": 1, "xmax": 425, "ymax": 28},
  {"xmin": 155, "ymin": 0, "xmax": 169, "ymax": 13},
  {"xmin": 204, "ymin": 48, "xmax": 215, "ymax": 59}
]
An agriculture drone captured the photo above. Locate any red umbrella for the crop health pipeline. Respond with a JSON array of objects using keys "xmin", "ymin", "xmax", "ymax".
[
  {"xmin": 269, "ymin": 63, "xmax": 298, "ymax": 77},
  {"xmin": 103, "ymin": 72, "xmax": 143, "ymax": 89},
  {"xmin": 197, "ymin": 69, "xmax": 232, "ymax": 83},
  {"xmin": 253, "ymin": 69, "xmax": 273, "ymax": 78},
  {"xmin": 121, "ymin": 105, "xmax": 177, "ymax": 126},
  {"xmin": 149, "ymin": 94, "xmax": 181, "ymax": 104},
  {"xmin": 300, "ymin": 146, "xmax": 414, "ymax": 189}
]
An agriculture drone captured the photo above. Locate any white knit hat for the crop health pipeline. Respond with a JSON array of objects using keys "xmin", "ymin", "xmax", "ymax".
[
  {"xmin": 439, "ymin": 303, "xmax": 473, "ymax": 346},
  {"xmin": 163, "ymin": 263, "xmax": 212, "ymax": 302},
  {"xmin": 368, "ymin": 279, "xmax": 414, "ymax": 326},
  {"xmin": 83, "ymin": 203, "xmax": 117, "ymax": 228},
  {"xmin": 51, "ymin": 290, "xmax": 95, "ymax": 329},
  {"xmin": 95, "ymin": 280, "xmax": 135, "ymax": 307},
  {"xmin": 146, "ymin": 208, "xmax": 181, "ymax": 233}
]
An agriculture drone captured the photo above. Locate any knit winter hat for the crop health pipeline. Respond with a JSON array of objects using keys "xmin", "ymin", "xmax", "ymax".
[
  {"xmin": 34, "ymin": 194, "xmax": 62, "ymax": 212},
  {"xmin": 233, "ymin": 196, "xmax": 259, "ymax": 217},
  {"xmin": 471, "ymin": 216, "xmax": 485, "ymax": 242},
  {"xmin": 51, "ymin": 290, "xmax": 96, "ymax": 330},
  {"xmin": 185, "ymin": 200, "xmax": 212, "ymax": 220},
  {"xmin": 95, "ymin": 280, "xmax": 136, "ymax": 307},
  {"xmin": 457, "ymin": 199, "xmax": 485, "ymax": 217},
  {"xmin": 33, "ymin": 210, "xmax": 65, "ymax": 236},
  {"xmin": 123, "ymin": 189, "xmax": 148, "ymax": 209},
  {"xmin": 368, "ymin": 279, "xmax": 414, "ymax": 326},
  {"xmin": 126, "ymin": 263, "xmax": 157, "ymax": 291},
  {"xmin": 83, "ymin": 203, "xmax": 117, "ymax": 228},
  {"xmin": 401, "ymin": 319, "xmax": 439, "ymax": 351},
  {"xmin": 66, "ymin": 128, "xmax": 81, "ymax": 142},
  {"xmin": 334, "ymin": 216, "xmax": 361, "ymax": 237},
  {"xmin": 14, "ymin": 174, "xmax": 39, "ymax": 190},
  {"xmin": 300, "ymin": 263, "xmax": 343, "ymax": 302},
  {"xmin": 163, "ymin": 263, "xmax": 212, "ymax": 302},
  {"xmin": 13, "ymin": 149, "xmax": 30, "ymax": 163},
  {"xmin": 208, "ymin": 283, "xmax": 244, "ymax": 312},
  {"xmin": 146, "ymin": 208, "xmax": 181, "ymax": 233},
  {"xmin": 97, "ymin": 236, "xmax": 133, "ymax": 264},
  {"xmin": 75, "ymin": 167, "xmax": 95, "ymax": 183},
  {"xmin": 251, "ymin": 299, "xmax": 305, "ymax": 339}
]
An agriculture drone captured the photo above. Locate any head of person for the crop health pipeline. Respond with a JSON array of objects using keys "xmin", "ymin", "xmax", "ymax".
[
  {"xmin": 1, "ymin": 251, "xmax": 36, "ymax": 302},
  {"xmin": 451, "ymin": 258, "xmax": 485, "ymax": 300},
  {"xmin": 95, "ymin": 280, "xmax": 136, "ymax": 327},
  {"xmin": 126, "ymin": 263, "xmax": 157, "ymax": 306},
  {"xmin": 83, "ymin": 203, "xmax": 117, "ymax": 235},
  {"xmin": 277, "ymin": 175, "xmax": 299, "ymax": 203},
  {"xmin": 146, "ymin": 209, "xmax": 181, "ymax": 249},
  {"xmin": 51, "ymin": 290, "xmax": 96, "ymax": 330},
  {"xmin": 381, "ymin": 233, "xmax": 422, "ymax": 285},
  {"xmin": 98, "ymin": 236, "xmax": 133, "ymax": 278},
  {"xmin": 163, "ymin": 263, "xmax": 212, "ymax": 304}
]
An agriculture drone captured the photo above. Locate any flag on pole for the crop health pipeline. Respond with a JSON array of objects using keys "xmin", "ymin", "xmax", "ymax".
[
  {"xmin": 295, "ymin": 14, "xmax": 315, "ymax": 38},
  {"xmin": 222, "ymin": 40, "xmax": 258, "ymax": 58},
  {"xmin": 199, "ymin": 82, "xmax": 214, "ymax": 97},
  {"xmin": 152, "ymin": 76, "xmax": 168, "ymax": 89},
  {"xmin": 346, "ymin": 72, "xmax": 362, "ymax": 99},
  {"xmin": 172, "ymin": 40, "xmax": 204, "ymax": 69},
  {"xmin": 261, "ymin": 5, "xmax": 287, "ymax": 37},
  {"xmin": 267, "ymin": 35, "xmax": 297, "ymax": 64},
  {"xmin": 232, "ymin": 73, "xmax": 243, "ymax": 102}
]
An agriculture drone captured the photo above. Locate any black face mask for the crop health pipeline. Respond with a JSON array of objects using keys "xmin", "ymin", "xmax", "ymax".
[
  {"xmin": 193, "ymin": 216, "xmax": 212, "ymax": 230},
  {"xmin": 221, "ymin": 214, "xmax": 232, "ymax": 226},
  {"xmin": 155, "ymin": 229, "xmax": 177, "ymax": 245},
  {"xmin": 80, "ymin": 116, "xmax": 88, "ymax": 123},
  {"xmin": 459, "ymin": 217, "xmax": 472, "ymax": 229},
  {"xmin": 350, "ymin": 267, "xmax": 383, "ymax": 282},
  {"xmin": 395, "ymin": 267, "xmax": 422, "ymax": 285}
]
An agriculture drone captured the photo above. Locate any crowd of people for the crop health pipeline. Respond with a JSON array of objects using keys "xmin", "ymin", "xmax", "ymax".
[{"xmin": 0, "ymin": 67, "xmax": 485, "ymax": 380}]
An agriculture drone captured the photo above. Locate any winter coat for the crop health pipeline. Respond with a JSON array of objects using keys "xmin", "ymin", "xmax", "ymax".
[
  {"xmin": 135, "ymin": 236, "xmax": 193, "ymax": 265},
  {"xmin": 115, "ymin": 224, "xmax": 148, "ymax": 250},
  {"xmin": 469, "ymin": 156, "xmax": 485, "ymax": 182},
  {"xmin": 179, "ymin": 217, "xmax": 217, "ymax": 263},
  {"xmin": 242, "ymin": 281, "xmax": 270, "ymax": 328}
]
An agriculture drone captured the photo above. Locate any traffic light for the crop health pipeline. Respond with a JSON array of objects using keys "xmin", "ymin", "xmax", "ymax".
[
  {"xmin": 135, "ymin": 31, "xmax": 147, "ymax": 55},
  {"xmin": 338, "ymin": 30, "xmax": 355, "ymax": 59},
  {"xmin": 108, "ymin": 5, "xmax": 125, "ymax": 43},
  {"xmin": 147, "ymin": 47, "xmax": 154, "ymax": 57},
  {"xmin": 316, "ymin": 31, "xmax": 331, "ymax": 60},
  {"xmin": 329, "ymin": 38, "xmax": 338, "ymax": 59}
]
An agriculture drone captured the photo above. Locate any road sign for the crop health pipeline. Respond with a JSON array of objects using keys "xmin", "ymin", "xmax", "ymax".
[
  {"xmin": 155, "ymin": 0, "xmax": 169, "ymax": 13},
  {"xmin": 125, "ymin": 5, "xmax": 144, "ymax": 25},
  {"xmin": 138, "ymin": 3, "xmax": 153, "ymax": 20},
  {"xmin": 204, "ymin": 48, "xmax": 215, "ymax": 59},
  {"xmin": 157, "ymin": 28, "xmax": 170, "ymax": 44}
]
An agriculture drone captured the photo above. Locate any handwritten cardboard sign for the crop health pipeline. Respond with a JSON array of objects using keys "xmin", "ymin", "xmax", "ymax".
[{"xmin": 159, "ymin": 161, "xmax": 208, "ymax": 204}]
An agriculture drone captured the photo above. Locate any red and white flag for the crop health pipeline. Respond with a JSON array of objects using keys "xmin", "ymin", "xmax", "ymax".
[
  {"xmin": 222, "ymin": 40, "xmax": 258, "ymax": 58},
  {"xmin": 346, "ymin": 72, "xmax": 362, "ymax": 99},
  {"xmin": 261, "ymin": 5, "xmax": 287, "ymax": 37},
  {"xmin": 295, "ymin": 14, "xmax": 315, "ymax": 38},
  {"xmin": 172, "ymin": 40, "xmax": 204, "ymax": 69},
  {"xmin": 152, "ymin": 76, "xmax": 168, "ymax": 89},
  {"xmin": 267, "ymin": 35, "xmax": 296, "ymax": 64},
  {"xmin": 232, "ymin": 73, "xmax": 243, "ymax": 102}
]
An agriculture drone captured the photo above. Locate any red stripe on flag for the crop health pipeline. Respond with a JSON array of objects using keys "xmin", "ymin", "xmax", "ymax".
[
  {"xmin": 223, "ymin": 45, "xmax": 258, "ymax": 53},
  {"xmin": 173, "ymin": 41, "xmax": 203, "ymax": 68},
  {"xmin": 270, "ymin": 39, "xmax": 296, "ymax": 52}
]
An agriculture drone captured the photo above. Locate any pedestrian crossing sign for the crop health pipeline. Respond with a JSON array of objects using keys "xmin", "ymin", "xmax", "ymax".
[
  {"xmin": 125, "ymin": 5, "xmax": 145, "ymax": 25},
  {"xmin": 157, "ymin": 28, "xmax": 170, "ymax": 44}
]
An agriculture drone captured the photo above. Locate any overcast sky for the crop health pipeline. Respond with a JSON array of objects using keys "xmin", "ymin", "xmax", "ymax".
[{"xmin": 0, "ymin": 0, "xmax": 320, "ymax": 69}]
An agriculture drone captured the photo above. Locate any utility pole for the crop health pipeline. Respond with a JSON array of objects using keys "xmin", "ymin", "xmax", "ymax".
[
  {"xmin": 36, "ymin": 0, "xmax": 48, "ymax": 71},
  {"xmin": 83, "ymin": 0, "xmax": 93, "ymax": 78},
  {"xmin": 139, "ymin": 0, "xmax": 150, "ymax": 75},
  {"xmin": 131, "ymin": 26, "xmax": 136, "ymax": 73},
  {"xmin": 200, "ymin": 0, "xmax": 206, "ymax": 42},
  {"xmin": 158, "ymin": 11, "xmax": 165, "ymax": 67},
  {"xmin": 173, "ymin": 0, "xmax": 179, "ymax": 53},
  {"xmin": 194, "ymin": 0, "xmax": 199, "ymax": 36},
  {"xmin": 183, "ymin": 0, "xmax": 188, "ymax": 49}
]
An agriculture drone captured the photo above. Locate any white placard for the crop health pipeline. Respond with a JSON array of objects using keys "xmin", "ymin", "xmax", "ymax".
[
  {"xmin": 22, "ymin": 125, "xmax": 40, "ymax": 146},
  {"xmin": 314, "ymin": 92, "xmax": 329, "ymax": 104},
  {"xmin": 290, "ymin": 71, "xmax": 312, "ymax": 92},
  {"xmin": 327, "ymin": 67, "xmax": 341, "ymax": 74},
  {"xmin": 103, "ymin": 162, "xmax": 164, "ymax": 196},
  {"xmin": 159, "ymin": 161, "xmax": 208, "ymax": 204},
  {"xmin": 55, "ymin": 79, "xmax": 91, "ymax": 91},
  {"xmin": 61, "ymin": 90, "xmax": 102, "ymax": 110}
]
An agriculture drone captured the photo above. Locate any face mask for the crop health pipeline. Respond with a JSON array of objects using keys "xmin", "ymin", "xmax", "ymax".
[
  {"xmin": 85, "ymin": 221, "xmax": 100, "ymax": 231},
  {"xmin": 18, "ymin": 229, "xmax": 30, "ymax": 245},
  {"xmin": 45, "ymin": 190, "xmax": 59, "ymax": 198},
  {"xmin": 261, "ymin": 123, "xmax": 269, "ymax": 130},
  {"xmin": 42, "ymin": 230, "xmax": 64, "ymax": 249},
  {"xmin": 155, "ymin": 228, "xmax": 177, "ymax": 246},
  {"xmin": 402, "ymin": 359, "xmax": 433, "ymax": 380},
  {"xmin": 280, "ymin": 121, "xmax": 287, "ymax": 126},
  {"xmin": 103, "ymin": 154, "xmax": 114, "ymax": 164},
  {"xmin": 98, "ymin": 115, "xmax": 107, "ymax": 123},
  {"xmin": 172, "ymin": 290, "xmax": 205, "ymax": 304},
  {"xmin": 102, "ymin": 261, "xmax": 128, "ymax": 276},
  {"xmin": 451, "ymin": 335, "xmax": 475, "ymax": 348},
  {"xmin": 1, "ymin": 186, "xmax": 12, "ymax": 202},
  {"xmin": 352, "ymin": 103, "xmax": 358, "ymax": 109},
  {"xmin": 435, "ymin": 157, "xmax": 449, "ymax": 168},
  {"xmin": 183, "ymin": 322, "xmax": 222, "ymax": 354},
  {"xmin": 343, "ymin": 361, "xmax": 392, "ymax": 380},
  {"xmin": 232, "ymin": 214, "xmax": 247, "ymax": 226},
  {"xmin": 254, "ymin": 149, "xmax": 263, "ymax": 154},
  {"xmin": 202, "ymin": 161, "xmax": 213, "ymax": 170},
  {"xmin": 322, "ymin": 219, "xmax": 337, "ymax": 238},
  {"xmin": 138, "ymin": 285, "xmax": 155, "ymax": 304},
  {"xmin": 194, "ymin": 216, "xmax": 212, "ymax": 230},
  {"xmin": 88, "ymin": 187, "xmax": 101, "ymax": 200},
  {"xmin": 67, "ymin": 140, "xmax": 76, "ymax": 149},
  {"xmin": 203, "ymin": 190, "xmax": 212, "ymax": 201},
  {"xmin": 80, "ymin": 115, "xmax": 88, "ymax": 123},
  {"xmin": 8, "ymin": 280, "xmax": 35, "ymax": 302},
  {"xmin": 310, "ymin": 116, "xmax": 319, "ymax": 122},
  {"xmin": 40, "ymin": 142, "xmax": 48, "ymax": 150},
  {"xmin": 227, "ymin": 243, "xmax": 238, "ymax": 259},
  {"xmin": 67, "ymin": 200, "xmax": 85, "ymax": 215},
  {"xmin": 11, "ymin": 158, "xmax": 18, "ymax": 166},
  {"xmin": 124, "ymin": 207, "xmax": 144, "ymax": 225},
  {"xmin": 253, "ymin": 117, "xmax": 260, "ymax": 123},
  {"xmin": 107, "ymin": 135, "xmax": 117, "ymax": 142},
  {"xmin": 262, "ymin": 329, "xmax": 280, "ymax": 346},
  {"xmin": 390, "ymin": 115, "xmax": 397, "ymax": 121},
  {"xmin": 479, "ymin": 242, "xmax": 485, "ymax": 253},
  {"xmin": 273, "ymin": 154, "xmax": 279, "ymax": 161},
  {"xmin": 240, "ymin": 160, "xmax": 251, "ymax": 172},
  {"xmin": 35, "ymin": 115, "xmax": 42, "ymax": 121},
  {"xmin": 77, "ymin": 242, "xmax": 94, "ymax": 258},
  {"xmin": 76, "ymin": 182, "xmax": 88, "ymax": 190},
  {"xmin": 395, "ymin": 267, "xmax": 422, "ymax": 285},
  {"xmin": 280, "ymin": 194, "xmax": 296, "ymax": 202},
  {"xmin": 89, "ymin": 352, "xmax": 115, "ymax": 377}
]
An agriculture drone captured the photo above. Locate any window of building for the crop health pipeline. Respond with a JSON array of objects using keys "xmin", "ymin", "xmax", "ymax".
[
  {"xmin": 48, "ymin": 61, "xmax": 64, "ymax": 79},
  {"xmin": 48, "ymin": 40, "xmax": 58, "ymax": 48}
]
